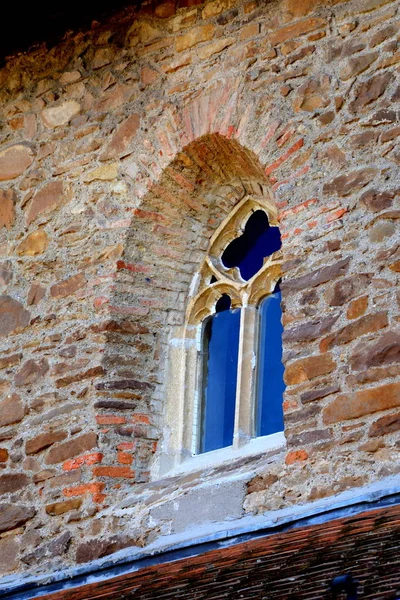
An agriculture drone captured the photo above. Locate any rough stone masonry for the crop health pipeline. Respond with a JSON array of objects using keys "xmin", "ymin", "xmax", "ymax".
[{"xmin": 0, "ymin": 0, "xmax": 399, "ymax": 578}]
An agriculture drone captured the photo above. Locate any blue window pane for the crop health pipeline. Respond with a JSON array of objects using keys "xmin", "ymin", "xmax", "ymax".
[
  {"xmin": 256, "ymin": 290, "xmax": 285, "ymax": 437},
  {"xmin": 200, "ymin": 308, "xmax": 241, "ymax": 453}
]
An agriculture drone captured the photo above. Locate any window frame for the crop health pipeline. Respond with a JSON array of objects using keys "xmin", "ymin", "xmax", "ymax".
[{"xmin": 157, "ymin": 194, "xmax": 286, "ymax": 477}]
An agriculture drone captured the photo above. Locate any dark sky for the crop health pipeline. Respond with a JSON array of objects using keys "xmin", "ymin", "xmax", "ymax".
[{"xmin": 0, "ymin": 0, "xmax": 139, "ymax": 61}]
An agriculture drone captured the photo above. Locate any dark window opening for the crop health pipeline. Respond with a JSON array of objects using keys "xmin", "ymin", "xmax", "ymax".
[
  {"xmin": 215, "ymin": 294, "xmax": 231, "ymax": 313},
  {"xmin": 221, "ymin": 210, "xmax": 281, "ymax": 281}
]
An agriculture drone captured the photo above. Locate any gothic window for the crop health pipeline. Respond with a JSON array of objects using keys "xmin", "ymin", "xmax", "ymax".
[{"xmin": 187, "ymin": 196, "xmax": 285, "ymax": 457}]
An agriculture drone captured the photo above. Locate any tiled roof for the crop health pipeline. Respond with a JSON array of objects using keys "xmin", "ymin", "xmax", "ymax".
[{"xmin": 36, "ymin": 502, "xmax": 400, "ymax": 600}]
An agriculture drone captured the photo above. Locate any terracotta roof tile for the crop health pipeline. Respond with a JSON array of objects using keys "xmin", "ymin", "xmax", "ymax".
[{"xmin": 36, "ymin": 502, "xmax": 400, "ymax": 600}]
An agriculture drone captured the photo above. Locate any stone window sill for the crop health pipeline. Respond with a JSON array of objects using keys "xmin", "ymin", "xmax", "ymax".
[{"xmin": 166, "ymin": 431, "xmax": 286, "ymax": 477}]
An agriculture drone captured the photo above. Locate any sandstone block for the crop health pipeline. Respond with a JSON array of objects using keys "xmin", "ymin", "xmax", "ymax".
[
  {"xmin": 27, "ymin": 283, "xmax": 46, "ymax": 306},
  {"xmin": 175, "ymin": 24, "xmax": 215, "ymax": 52},
  {"xmin": 270, "ymin": 17, "xmax": 326, "ymax": 46},
  {"xmin": 0, "ymin": 537, "xmax": 18, "ymax": 575},
  {"xmin": 349, "ymin": 72, "xmax": 394, "ymax": 113},
  {"xmin": 323, "ymin": 168, "xmax": 377, "ymax": 196},
  {"xmin": 41, "ymin": 100, "xmax": 81, "ymax": 128},
  {"xmin": 325, "ymin": 274, "xmax": 371, "ymax": 306},
  {"xmin": 0, "ymin": 393, "xmax": 25, "ymax": 427},
  {"xmin": 320, "ymin": 312, "xmax": 388, "ymax": 352},
  {"xmin": 301, "ymin": 384, "xmax": 340, "ymax": 404},
  {"xmin": 282, "ymin": 258, "xmax": 350, "ymax": 293},
  {"xmin": 45, "ymin": 498, "xmax": 82, "ymax": 516},
  {"xmin": 283, "ymin": 314, "xmax": 339, "ymax": 343},
  {"xmin": 45, "ymin": 432, "xmax": 98, "ymax": 464},
  {"xmin": 198, "ymin": 37, "xmax": 235, "ymax": 60},
  {"xmin": 369, "ymin": 412, "xmax": 400, "ymax": 437},
  {"xmin": 347, "ymin": 296, "xmax": 368, "ymax": 320},
  {"xmin": 0, "ymin": 189, "xmax": 17, "ymax": 229},
  {"xmin": 0, "ymin": 503, "xmax": 35, "ymax": 533},
  {"xmin": 100, "ymin": 114, "xmax": 140, "ymax": 160},
  {"xmin": 26, "ymin": 181, "xmax": 67, "ymax": 225},
  {"xmin": 323, "ymin": 382, "xmax": 400, "ymax": 424},
  {"xmin": 247, "ymin": 473, "xmax": 278, "ymax": 494},
  {"xmin": 0, "ymin": 448, "xmax": 8, "ymax": 462},
  {"xmin": 0, "ymin": 352, "xmax": 22, "ymax": 370},
  {"xmin": 0, "ymin": 473, "xmax": 30, "ymax": 496},
  {"xmin": 0, "ymin": 295, "xmax": 30, "ymax": 337},
  {"xmin": 350, "ymin": 331, "xmax": 400, "ymax": 371},
  {"xmin": 340, "ymin": 52, "xmax": 378, "ymax": 81},
  {"xmin": 285, "ymin": 353, "xmax": 336, "ymax": 385},
  {"xmin": 56, "ymin": 365, "xmax": 105, "ymax": 388},
  {"xmin": 83, "ymin": 164, "xmax": 119, "ymax": 182},
  {"xmin": 0, "ymin": 144, "xmax": 34, "ymax": 181},
  {"xmin": 17, "ymin": 229, "xmax": 48, "ymax": 256},
  {"xmin": 202, "ymin": 0, "xmax": 236, "ymax": 18},
  {"xmin": 26, "ymin": 430, "xmax": 68, "ymax": 455},
  {"xmin": 50, "ymin": 273, "xmax": 86, "ymax": 298},
  {"xmin": 15, "ymin": 358, "xmax": 49, "ymax": 386},
  {"xmin": 359, "ymin": 189, "xmax": 394, "ymax": 212}
]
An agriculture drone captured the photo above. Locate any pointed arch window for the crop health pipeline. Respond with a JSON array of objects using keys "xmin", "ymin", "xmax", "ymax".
[{"xmin": 188, "ymin": 196, "xmax": 285, "ymax": 456}]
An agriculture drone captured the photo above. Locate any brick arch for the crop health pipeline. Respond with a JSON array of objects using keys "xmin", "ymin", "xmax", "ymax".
[{"xmin": 93, "ymin": 132, "xmax": 276, "ymax": 495}]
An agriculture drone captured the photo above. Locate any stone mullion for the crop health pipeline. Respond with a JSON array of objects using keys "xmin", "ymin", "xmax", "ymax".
[{"xmin": 233, "ymin": 302, "xmax": 257, "ymax": 449}]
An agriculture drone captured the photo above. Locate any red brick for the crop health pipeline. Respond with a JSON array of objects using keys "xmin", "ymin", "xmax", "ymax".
[
  {"xmin": 63, "ymin": 482, "xmax": 105, "ymax": 498},
  {"xmin": 96, "ymin": 415, "xmax": 126, "ymax": 425},
  {"xmin": 285, "ymin": 449, "xmax": 309, "ymax": 465},
  {"xmin": 63, "ymin": 453, "xmax": 103, "ymax": 471},
  {"xmin": 92, "ymin": 466, "xmax": 135, "ymax": 478}
]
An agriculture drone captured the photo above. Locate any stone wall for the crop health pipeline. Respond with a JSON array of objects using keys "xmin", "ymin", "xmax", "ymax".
[{"xmin": 0, "ymin": 0, "xmax": 399, "ymax": 578}]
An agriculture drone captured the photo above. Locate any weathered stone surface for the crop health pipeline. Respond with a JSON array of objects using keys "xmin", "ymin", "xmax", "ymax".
[
  {"xmin": 293, "ymin": 75, "xmax": 330, "ymax": 112},
  {"xmin": 76, "ymin": 534, "xmax": 141, "ymax": 564},
  {"xmin": 0, "ymin": 144, "xmax": 34, "ymax": 181},
  {"xmin": 270, "ymin": 17, "xmax": 326, "ymax": 45},
  {"xmin": 325, "ymin": 274, "xmax": 371, "ymax": 306},
  {"xmin": 0, "ymin": 473, "xmax": 30, "ymax": 495},
  {"xmin": 0, "ymin": 352, "xmax": 22, "ymax": 370},
  {"xmin": 26, "ymin": 430, "xmax": 68, "ymax": 455},
  {"xmin": 290, "ymin": 428, "xmax": 332, "ymax": 446},
  {"xmin": 27, "ymin": 283, "xmax": 46, "ymax": 306},
  {"xmin": 349, "ymin": 72, "xmax": 394, "ymax": 113},
  {"xmin": 283, "ymin": 314, "xmax": 339, "ymax": 343},
  {"xmin": 247, "ymin": 473, "xmax": 279, "ymax": 494},
  {"xmin": 100, "ymin": 114, "xmax": 140, "ymax": 160},
  {"xmin": 175, "ymin": 24, "xmax": 215, "ymax": 52},
  {"xmin": 41, "ymin": 100, "xmax": 81, "ymax": 128},
  {"xmin": 0, "ymin": 189, "xmax": 17, "ymax": 229},
  {"xmin": 202, "ymin": 0, "xmax": 236, "ymax": 18},
  {"xmin": 0, "ymin": 537, "xmax": 18, "ymax": 575},
  {"xmin": 323, "ymin": 382, "xmax": 400, "ymax": 424},
  {"xmin": 282, "ymin": 258, "xmax": 350, "ymax": 293},
  {"xmin": 15, "ymin": 358, "xmax": 49, "ymax": 386},
  {"xmin": 0, "ymin": 448, "xmax": 8, "ymax": 462},
  {"xmin": 17, "ymin": 229, "xmax": 49, "ymax": 256},
  {"xmin": 45, "ymin": 498, "xmax": 82, "ymax": 515},
  {"xmin": 301, "ymin": 385, "xmax": 340, "ymax": 404},
  {"xmin": 340, "ymin": 52, "xmax": 378, "ymax": 81},
  {"xmin": 0, "ymin": 295, "xmax": 30, "ymax": 336},
  {"xmin": 26, "ymin": 181, "xmax": 67, "ymax": 225},
  {"xmin": 83, "ymin": 164, "xmax": 119, "ymax": 182},
  {"xmin": 23, "ymin": 531, "xmax": 72, "ymax": 564},
  {"xmin": 0, "ymin": 503, "xmax": 35, "ymax": 533},
  {"xmin": 350, "ymin": 331, "xmax": 400, "ymax": 371},
  {"xmin": 320, "ymin": 312, "xmax": 388, "ymax": 351},
  {"xmin": 285, "ymin": 353, "xmax": 336, "ymax": 385},
  {"xmin": 347, "ymin": 295, "xmax": 368, "ymax": 320},
  {"xmin": 0, "ymin": 393, "xmax": 25, "ymax": 427},
  {"xmin": 0, "ymin": 261, "xmax": 12, "ymax": 287},
  {"xmin": 45, "ymin": 432, "xmax": 97, "ymax": 464},
  {"xmin": 323, "ymin": 168, "xmax": 377, "ymax": 196},
  {"xmin": 55, "ymin": 366, "xmax": 105, "ymax": 388},
  {"xmin": 50, "ymin": 273, "xmax": 86, "ymax": 298},
  {"xmin": 369, "ymin": 413, "xmax": 400, "ymax": 437}
]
